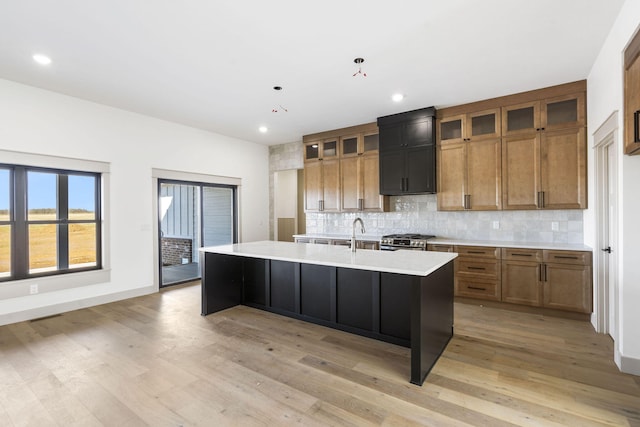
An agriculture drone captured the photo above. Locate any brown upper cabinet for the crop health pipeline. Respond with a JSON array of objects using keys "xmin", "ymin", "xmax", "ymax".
[
  {"xmin": 439, "ymin": 108, "xmax": 501, "ymax": 144},
  {"xmin": 624, "ymin": 29, "xmax": 640, "ymax": 155},
  {"xmin": 437, "ymin": 108, "xmax": 502, "ymax": 211},
  {"xmin": 502, "ymin": 93, "xmax": 587, "ymax": 210},
  {"xmin": 501, "ymin": 93, "xmax": 585, "ymax": 136},
  {"xmin": 304, "ymin": 139, "xmax": 340, "ymax": 213},
  {"xmin": 303, "ymin": 123, "xmax": 388, "ymax": 213},
  {"xmin": 340, "ymin": 132, "xmax": 388, "ymax": 212}
]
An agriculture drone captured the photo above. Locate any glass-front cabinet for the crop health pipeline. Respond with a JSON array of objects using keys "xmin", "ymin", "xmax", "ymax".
[
  {"xmin": 304, "ymin": 139, "xmax": 339, "ymax": 162},
  {"xmin": 439, "ymin": 108, "xmax": 500, "ymax": 144},
  {"xmin": 502, "ymin": 93, "xmax": 585, "ymax": 136}
]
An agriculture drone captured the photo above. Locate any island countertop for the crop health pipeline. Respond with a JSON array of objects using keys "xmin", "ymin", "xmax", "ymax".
[{"xmin": 200, "ymin": 240, "xmax": 457, "ymax": 277}]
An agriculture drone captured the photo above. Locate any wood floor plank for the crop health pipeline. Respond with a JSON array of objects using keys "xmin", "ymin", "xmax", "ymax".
[{"xmin": 0, "ymin": 281, "xmax": 638, "ymax": 426}]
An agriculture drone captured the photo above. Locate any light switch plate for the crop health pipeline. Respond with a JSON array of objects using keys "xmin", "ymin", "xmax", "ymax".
[
  {"xmin": 551, "ymin": 221, "xmax": 559, "ymax": 231},
  {"xmin": 492, "ymin": 221, "xmax": 500, "ymax": 229}
]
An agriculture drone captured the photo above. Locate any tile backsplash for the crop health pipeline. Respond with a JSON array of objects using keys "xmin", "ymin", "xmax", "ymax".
[{"xmin": 305, "ymin": 194, "xmax": 584, "ymax": 244}]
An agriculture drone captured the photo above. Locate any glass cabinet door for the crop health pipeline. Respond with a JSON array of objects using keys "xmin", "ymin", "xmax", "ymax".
[
  {"xmin": 502, "ymin": 102, "xmax": 540, "ymax": 136},
  {"xmin": 322, "ymin": 139, "xmax": 338, "ymax": 159},
  {"xmin": 304, "ymin": 141, "xmax": 320, "ymax": 161},
  {"xmin": 468, "ymin": 109, "xmax": 500, "ymax": 140},
  {"xmin": 541, "ymin": 93, "xmax": 585, "ymax": 131},
  {"xmin": 340, "ymin": 135, "xmax": 359, "ymax": 157},
  {"xmin": 362, "ymin": 133, "xmax": 379, "ymax": 153},
  {"xmin": 439, "ymin": 115, "xmax": 464, "ymax": 143}
]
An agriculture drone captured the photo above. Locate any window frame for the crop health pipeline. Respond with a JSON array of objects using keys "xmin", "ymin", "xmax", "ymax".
[{"xmin": 0, "ymin": 163, "xmax": 102, "ymax": 282}]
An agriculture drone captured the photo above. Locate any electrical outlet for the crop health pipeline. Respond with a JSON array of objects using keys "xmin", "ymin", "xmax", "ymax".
[
  {"xmin": 492, "ymin": 221, "xmax": 500, "ymax": 230},
  {"xmin": 551, "ymin": 221, "xmax": 559, "ymax": 231},
  {"xmin": 30, "ymin": 284, "xmax": 39, "ymax": 295}
]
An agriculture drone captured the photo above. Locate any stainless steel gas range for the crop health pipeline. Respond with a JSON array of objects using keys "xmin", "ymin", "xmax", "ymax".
[{"xmin": 379, "ymin": 234, "xmax": 436, "ymax": 251}]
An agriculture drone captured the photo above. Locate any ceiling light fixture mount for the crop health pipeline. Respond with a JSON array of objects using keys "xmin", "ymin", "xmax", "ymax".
[
  {"xmin": 353, "ymin": 57, "xmax": 366, "ymax": 77},
  {"xmin": 271, "ymin": 85, "xmax": 288, "ymax": 112}
]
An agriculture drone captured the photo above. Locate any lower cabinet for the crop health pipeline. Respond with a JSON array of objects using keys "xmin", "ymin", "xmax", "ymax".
[
  {"xmin": 501, "ymin": 248, "xmax": 592, "ymax": 313},
  {"xmin": 454, "ymin": 246, "xmax": 501, "ymax": 302},
  {"xmin": 428, "ymin": 244, "xmax": 592, "ymax": 313}
]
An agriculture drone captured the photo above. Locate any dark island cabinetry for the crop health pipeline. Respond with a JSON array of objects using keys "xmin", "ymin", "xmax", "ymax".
[{"xmin": 201, "ymin": 247, "xmax": 455, "ymax": 385}]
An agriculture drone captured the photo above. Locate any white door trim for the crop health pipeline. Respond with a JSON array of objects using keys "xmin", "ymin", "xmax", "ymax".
[{"xmin": 592, "ymin": 111, "xmax": 619, "ymax": 347}]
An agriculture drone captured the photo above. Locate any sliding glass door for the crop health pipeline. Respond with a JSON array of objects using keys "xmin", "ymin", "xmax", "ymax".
[{"xmin": 159, "ymin": 180, "xmax": 236, "ymax": 287}]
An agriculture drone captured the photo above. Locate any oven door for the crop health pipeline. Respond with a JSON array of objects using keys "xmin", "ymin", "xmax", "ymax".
[{"xmin": 380, "ymin": 245, "xmax": 424, "ymax": 251}]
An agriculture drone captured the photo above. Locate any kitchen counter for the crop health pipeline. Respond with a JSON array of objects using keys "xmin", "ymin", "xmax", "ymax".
[
  {"xmin": 292, "ymin": 233, "xmax": 382, "ymax": 241},
  {"xmin": 428, "ymin": 238, "xmax": 592, "ymax": 252},
  {"xmin": 200, "ymin": 240, "xmax": 456, "ymax": 386},
  {"xmin": 201, "ymin": 240, "xmax": 456, "ymax": 276}
]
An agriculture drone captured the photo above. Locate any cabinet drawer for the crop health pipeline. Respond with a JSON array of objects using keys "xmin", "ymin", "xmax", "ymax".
[
  {"xmin": 456, "ymin": 258, "xmax": 500, "ymax": 280},
  {"xmin": 427, "ymin": 244, "xmax": 454, "ymax": 252},
  {"xmin": 456, "ymin": 278, "xmax": 501, "ymax": 301},
  {"xmin": 502, "ymin": 248, "xmax": 543, "ymax": 262},
  {"xmin": 455, "ymin": 246, "xmax": 500, "ymax": 259},
  {"xmin": 543, "ymin": 250, "xmax": 591, "ymax": 265}
]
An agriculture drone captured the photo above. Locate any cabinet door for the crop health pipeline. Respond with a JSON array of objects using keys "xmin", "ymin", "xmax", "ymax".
[
  {"xmin": 304, "ymin": 141, "xmax": 321, "ymax": 161},
  {"xmin": 467, "ymin": 138, "xmax": 501, "ymax": 210},
  {"xmin": 340, "ymin": 135, "xmax": 359, "ymax": 157},
  {"xmin": 304, "ymin": 161, "xmax": 322, "ymax": 212},
  {"xmin": 542, "ymin": 93, "xmax": 585, "ymax": 131},
  {"xmin": 540, "ymin": 127, "xmax": 587, "ymax": 209},
  {"xmin": 437, "ymin": 142, "xmax": 466, "ymax": 210},
  {"xmin": 543, "ymin": 263, "xmax": 592, "ymax": 313},
  {"xmin": 362, "ymin": 154, "xmax": 384, "ymax": 211},
  {"xmin": 502, "ymin": 134, "xmax": 540, "ymax": 210},
  {"xmin": 379, "ymin": 124, "xmax": 404, "ymax": 151},
  {"xmin": 321, "ymin": 159, "xmax": 341, "ymax": 212},
  {"xmin": 501, "ymin": 260, "xmax": 542, "ymax": 307},
  {"xmin": 379, "ymin": 150, "xmax": 405, "ymax": 194},
  {"xmin": 439, "ymin": 115, "xmax": 465, "ymax": 144},
  {"xmin": 340, "ymin": 156, "xmax": 360, "ymax": 211},
  {"xmin": 502, "ymin": 101, "xmax": 540, "ymax": 137},
  {"xmin": 468, "ymin": 109, "xmax": 500, "ymax": 141},
  {"xmin": 405, "ymin": 118, "xmax": 434, "ymax": 148},
  {"xmin": 406, "ymin": 146, "xmax": 435, "ymax": 193}
]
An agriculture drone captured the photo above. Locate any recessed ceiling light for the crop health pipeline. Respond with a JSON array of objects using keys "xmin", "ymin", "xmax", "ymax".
[
  {"xmin": 33, "ymin": 54, "xmax": 52, "ymax": 65},
  {"xmin": 258, "ymin": 126, "xmax": 268, "ymax": 133},
  {"xmin": 392, "ymin": 93, "xmax": 404, "ymax": 102}
]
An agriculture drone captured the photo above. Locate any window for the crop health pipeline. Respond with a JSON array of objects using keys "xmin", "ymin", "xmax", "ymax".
[{"xmin": 0, "ymin": 164, "xmax": 101, "ymax": 281}]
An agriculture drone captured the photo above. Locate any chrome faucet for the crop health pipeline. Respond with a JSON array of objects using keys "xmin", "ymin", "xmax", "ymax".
[{"xmin": 351, "ymin": 217, "xmax": 365, "ymax": 252}]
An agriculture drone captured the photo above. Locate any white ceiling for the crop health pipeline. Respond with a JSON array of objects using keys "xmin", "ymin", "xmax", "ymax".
[{"xmin": 0, "ymin": 0, "xmax": 625, "ymax": 146}]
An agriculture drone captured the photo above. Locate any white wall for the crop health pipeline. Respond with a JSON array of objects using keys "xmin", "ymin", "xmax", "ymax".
[
  {"xmin": 0, "ymin": 78, "xmax": 269, "ymax": 324},
  {"xmin": 587, "ymin": 0, "xmax": 640, "ymax": 374}
]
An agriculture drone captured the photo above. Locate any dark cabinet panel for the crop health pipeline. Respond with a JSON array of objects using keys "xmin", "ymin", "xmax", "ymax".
[
  {"xmin": 336, "ymin": 269, "xmax": 378, "ymax": 332},
  {"xmin": 380, "ymin": 273, "xmax": 414, "ymax": 340},
  {"xmin": 270, "ymin": 260, "xmax": 297, "ymax": 313},
  {"xmin": 379, "ymin": 150, "xmax": 405, "ymax": 194},
  {"xmin": 242, "ymin": 258, "xmax": 266, "ymax": 306},
  {"xmin": 300, "ymin": 264, "xmax": 334, "ymax": 321},
  {"xmin": 202, "ymin": 253, "xmax": 243, "ymax": 315},
  {"xmin": 377, "ymin": 107, "xmax": 436, "ymax": 195},
  {"xmin": 406, "ymin": 146, "xmax": 436, "ymax": 193}
]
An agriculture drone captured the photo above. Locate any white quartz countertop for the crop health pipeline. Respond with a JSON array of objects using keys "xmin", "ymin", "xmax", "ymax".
[
  {"xmin": 200, "ymin": 240, "xmax": 457, "ymax": 276},
  {"xmin": 427, "ymin": 238, "xmax": 592, "ymax": 252}
]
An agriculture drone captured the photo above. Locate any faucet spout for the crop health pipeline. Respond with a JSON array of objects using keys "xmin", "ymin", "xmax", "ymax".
[{"xmin": 351, "ymin": 217, "xmax": 365, "ymax": 252}]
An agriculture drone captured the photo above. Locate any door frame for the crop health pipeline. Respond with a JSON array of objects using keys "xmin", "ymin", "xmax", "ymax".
[
  {"xmin": 151, "ymin": 168, "xmax": 241, "ymax": 290},
  {"xmin": 592, "ymin": 111, "xmax": 619, "ymax": 345}
]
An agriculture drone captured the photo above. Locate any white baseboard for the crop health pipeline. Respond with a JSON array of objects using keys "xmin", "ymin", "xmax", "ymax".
[
  {"xmin": 0, "ymin": 285, "xmax": 156, "ymax": 326},
  {"xmin": 620, "ymin": 353, "xmax": 640, "ymax": 376}
]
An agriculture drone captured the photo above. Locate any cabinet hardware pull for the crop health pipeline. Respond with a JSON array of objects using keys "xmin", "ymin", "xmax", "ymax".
[
  {"xmin": 541, "ymin": 127, "xmax": 545, "ymax": 131},
  {"xmin": 512, "ymin": 253, "xmax": 533, "ymax": 257},
  {"xmin": 543, "ymin": 264, "xmax": 548, "ymax": 282},
  {"xmin": 467, "ymin": 266, "xmax": 486, "ymax": 270},
  {"xmin": 541, "ymin": 191, "xmax": 545, "ymax": 208},
  {"xmin": 602, "ymin": 247, "xmax": 612, "ymax": 253},
  {"xmin": 634, "ymin": 110, "xmax": 640, "ymax": 143},
  {"xmin": 538, "ymin": 264, "xmax": 542, "ymax": 282},
  {"xmin": 358, "ymin": 198, "xmax": 363, "ymax": 211},
  {"xmin": 468, "ymin": 251, "xmax": 485, "ymax": 254},
  {"xmin": 554, "ymin": 255, "xmax": 578, "ymax": 260},
  {"xmin": 405, "ymin": 177, "xmax": 409, "ymax": 191},
  {"xmin": 468, "ymin": 286, "xmax": 487, "ymax": 291}
]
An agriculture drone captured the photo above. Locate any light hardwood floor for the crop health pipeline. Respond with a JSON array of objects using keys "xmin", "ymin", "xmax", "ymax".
[{"xmin": 1, "ymin": 281, "xmax": 638, "ymax": 426}]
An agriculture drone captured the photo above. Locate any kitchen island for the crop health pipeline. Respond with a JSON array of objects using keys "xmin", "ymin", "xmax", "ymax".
[{"xmin": 200, "ymin": 241, "xmax": 457, "ymax": 385}]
